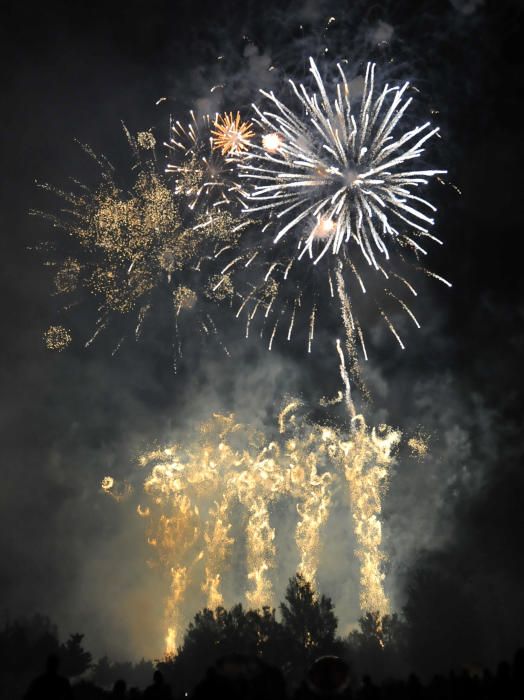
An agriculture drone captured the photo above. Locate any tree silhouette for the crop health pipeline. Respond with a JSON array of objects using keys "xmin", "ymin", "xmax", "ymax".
[
  {"xmin": 159, "ymin": 604, "xmax": 283, "ymax": 694},
  {"xmin": 91, "ymin": 655, "xmax": 155, "ymax": 689},
  {"xmin": 280, "ymin": 574, "xmax": 337, "ymax": 649},
  {"xmin": 0, "ymin": 615, "xmax": 92, "ymax": 698},
  {"xmin": 59, "ymin": 633, "xmax": 92, "ymax": 677},
  {"xmin": 279, "ymin": 574, "xmax": 342, "ymax": 685},
  {"xmin": 347, "ymin": 611, "xmax": 408, "ymax": 680},
  {"xmin": 1, "ymin": 615, "xmax": 59, "ymax": 698},
  {"xmin": 159, "ymin": 574, "xmax": 342, "ymax": 692}
]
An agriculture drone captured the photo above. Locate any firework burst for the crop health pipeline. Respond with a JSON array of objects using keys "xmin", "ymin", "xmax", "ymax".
[
  {"xmin": 34, "ymin": 126, "xmax": 249, "ymax": 366},
  {"xmin": 211, "ymin": 111, "xmax": 255, "ymax": 156},
  {"xmin": 226, "ymin": 58, "xmax": 450, "ymax": 360},
  {"xmin": 166, "ymin": 111, "xmax": 246, "ymax": 210},
  {"xmin": 44, "ymin": 324, "xmax": 72, "ymax": 351},
  {"xmin": 240, "ymin": 57, "xmax": 445, "ymax": 265}
]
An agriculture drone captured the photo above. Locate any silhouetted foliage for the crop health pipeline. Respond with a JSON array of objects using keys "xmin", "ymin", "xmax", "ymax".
[
  {"xmin": 0, "ymin": 614, "xmax": 91, "ymax": 699},
  {"xmin": 280, "ymin": 574, "xmax": 338, "ymax": 650},
  {"xmin": 347, "ymin": 611, "xmax": 408, "ymax": 680},
  {"xmin": 91, "ymin": 655, "xmax": 155, "ymax": 689},
  {"xmin": 158, "ymin": 574, "xmax": 343, "ymax": 692},
  {"xmin": 158, "ymin": 604, "xmax": 284, "ymax": 694},
  {"xmin": 6, "ymin": 570, "xmax": 524, "ymax": 698},
  {"xmin": 279, "ymin": 573, "xmax": 343, "ymax": 684},
  {"xmin": 60, "ymin": 633, "xmax": 92, "ymax": 678}
]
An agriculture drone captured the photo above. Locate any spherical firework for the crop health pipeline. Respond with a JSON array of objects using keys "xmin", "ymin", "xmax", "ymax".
[
  {"xmin": 44, "ymin": 324, "xmax": 72, "ymax": 351},
  {"xmin": 225, "ymin": 58, "xmax": 450, "ymax": 361},
  {"xmin": 211, "ymin": 111, "xmax": 255, "ymax": 156},
  {"xmin": 240, "ymin": 57, "xmax": 445, "ymax": 266}
]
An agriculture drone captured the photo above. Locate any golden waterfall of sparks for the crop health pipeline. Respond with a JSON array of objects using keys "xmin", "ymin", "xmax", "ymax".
[
  {"xmin": 244, "ymin": 493, "xmax": 277, "ymax": 609},
  {"xmin": 105, "ymin": 404, "xmax": 402, "ymax": 655},
  {"xmin": 201, "ymin": 494, "xmax": 234, "ymax": 609},
  {"xmin": 342, "ymin": 416, "xmax": 400, "ymax": 614},
  {"xmin": 211, "ymin": 112, "xmax": 255, "ymax": 156}
]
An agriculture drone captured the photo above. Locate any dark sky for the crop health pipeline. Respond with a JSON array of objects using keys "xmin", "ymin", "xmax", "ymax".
[{"xmin": 1, "ymin": 0, "xmax": 524, "ymax": 664}]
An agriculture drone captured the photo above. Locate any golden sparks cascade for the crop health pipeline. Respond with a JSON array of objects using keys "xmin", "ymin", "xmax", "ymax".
[{"xmin": 103, "ymin": 402, "xmax": 401, "ymax": 654}]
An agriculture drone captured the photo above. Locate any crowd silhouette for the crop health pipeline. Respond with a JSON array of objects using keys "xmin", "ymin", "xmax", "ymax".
[
  {"xmin": 11, "ymin": 648, "xmax": 524, "ymax": 699},
  {"xmin": 2, "ymin": 575, "xmax": 523, "ymax": 699}
]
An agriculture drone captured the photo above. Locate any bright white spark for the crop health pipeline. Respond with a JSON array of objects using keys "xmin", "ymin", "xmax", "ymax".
[{"xmin": 262, "ymin": 132, "xmax": 283, "ymax": 153}]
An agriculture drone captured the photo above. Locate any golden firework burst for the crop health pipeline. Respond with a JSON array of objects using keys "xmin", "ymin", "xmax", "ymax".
[
  {"xmin": 34, "ymin": 125, "xmax": 250, "ymax": 364},
  {"xmin": 44, "ymin": 325, "xmax": 72, "ymax": 351},
  {"xmin": 211, "ymin": 112, "xmax": 255, "ymax": 156}
]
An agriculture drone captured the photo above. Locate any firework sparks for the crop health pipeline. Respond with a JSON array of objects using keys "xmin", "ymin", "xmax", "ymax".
[
  {"xmin": 100, "ymin": 475, "xmax": 132, "ymax": 502},
  {"xmin": 262, "ymin": 132, "xmax": 283, "ymax": 153},
  {"xmin": 241, "ymin": 57, "xmax": 445, "ymax": 264},
  {"xmin": 408, "ymin": 433, "xmax": 429, "ymax": 458},
  {"xmin": 211, "ymin": 111, "xmax": 255, "ymax": 156},
  {"xmin": 232, "ymin": 58, "xmax": 449, "ymax": 358},
  {"xmin": 166, "ymin": 112, "xmax": 246, "ymax": 209},
  {"xmin": 35, "ymin": 126, "xmax": 249, "ymax": 366},
  {"xmin": 106, "ymin": 402, "xmax": 405, "ymax": 654},
  {"xmin": 44, "ymin": 325, "xmax": 72, "ymax": 351}
]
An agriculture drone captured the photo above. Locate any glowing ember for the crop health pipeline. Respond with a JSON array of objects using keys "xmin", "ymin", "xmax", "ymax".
[{"xmin": 262, "ymin": 132, "xmax": 283, "ymax": 153}]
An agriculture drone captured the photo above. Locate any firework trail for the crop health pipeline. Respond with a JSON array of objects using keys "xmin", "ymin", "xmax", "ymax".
[
  {"xmin": 34, "ymin": 124, "xmax": 250, "ymax": 367},
  {"xmin": 103, "ymin": 402, "xmax": 401, "ymax": 655}
]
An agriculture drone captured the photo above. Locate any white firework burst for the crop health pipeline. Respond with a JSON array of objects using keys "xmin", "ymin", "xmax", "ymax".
[
  {"xmin": 216, "ymin": 58, "xmax": 452, "ymax": 360},
  {"xmin": 239, "ymin": 57, "xmax": 446, "ymax": 268}
]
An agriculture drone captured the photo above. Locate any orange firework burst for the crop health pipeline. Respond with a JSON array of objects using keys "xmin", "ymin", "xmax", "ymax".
[{"xmin": 211, "ymin": 112, "xmax": 255, "ymax": 156}]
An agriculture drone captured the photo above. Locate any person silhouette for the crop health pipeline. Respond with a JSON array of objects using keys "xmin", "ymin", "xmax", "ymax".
[
  {"xmin": 24, "ymin": 653, "xmax": 73, "ymax": 700},
  {"xmin": 143, "ymin": 670, "xmax": 172, "ymax": 700}
]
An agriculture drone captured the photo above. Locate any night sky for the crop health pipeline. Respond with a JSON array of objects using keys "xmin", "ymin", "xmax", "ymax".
[{"xmin": 1, "ymin": 0, "xmax": 524, "ymax": 665}]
